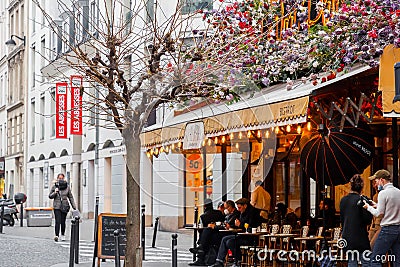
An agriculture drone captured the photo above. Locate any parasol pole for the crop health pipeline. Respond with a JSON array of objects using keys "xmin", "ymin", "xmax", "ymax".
[{"xmin": 318, "ymin": 124, "xmax": 328, "ymax": 251}]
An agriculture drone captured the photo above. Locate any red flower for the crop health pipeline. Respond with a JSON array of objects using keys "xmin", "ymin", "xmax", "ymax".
[{"xmin": 368, "ymin": 29, "xmax": 378, "ymax": 38}]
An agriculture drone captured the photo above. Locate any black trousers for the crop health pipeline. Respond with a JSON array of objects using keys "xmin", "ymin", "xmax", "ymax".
[{"xmin": 54, "ymin": 209, "xmax": 68, "ymax": 236}]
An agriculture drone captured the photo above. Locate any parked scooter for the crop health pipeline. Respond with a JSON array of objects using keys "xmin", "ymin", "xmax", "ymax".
[{"xmin": 0, "ymin": 199, "xmax": 18, "ymax": 226}]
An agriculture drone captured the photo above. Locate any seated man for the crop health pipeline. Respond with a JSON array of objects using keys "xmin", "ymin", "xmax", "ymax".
[
  {"xmin": 189, "ymin": 200, "xmax": 240, "ymax": 266},
  {"xmin": 199, "ymin": 198, "xmax": 225, "ymax": 227},
  {"xmin": 210, "ymin": 198, "xmax": 262, "ymax": 267}
]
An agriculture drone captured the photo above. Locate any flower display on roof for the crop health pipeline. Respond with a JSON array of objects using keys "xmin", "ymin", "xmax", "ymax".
[{"xmin": 191, "ymin": 0, "xmax": 400, "ymax": 94}]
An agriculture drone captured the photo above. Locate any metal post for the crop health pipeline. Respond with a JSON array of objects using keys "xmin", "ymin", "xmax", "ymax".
[
  {"xmin": 392, "ymin": 118, "xmax": 399, "ymax": 188},
  {"xmin": 69, "ymin": 219, "xmax": 76, "ymax": 267},
  {"xmin": 92, "ymin": 196, "xmax": 99, "ymax": 267},
  {"xmin": 152, "ymin": 217, "xmax": 159, "ymax": 248},
  {"xmin": 193, "ymin": 206, "xmax": 198, "ymax": 261},
  {"xmin": 172, "ymin": 234, "xmax": 178, "ymax": 267},
  {"xmin": 20, "ymin": 203, "xmax": 23, "ymax": 227},
  {"xmin": 141, "ymin": 204, "xmax": 146, "ymax": 260},
  {"xmin": 74, "ymin": 216, "xmax": 80, "ymax": 264},
  {"xmin": 114, "ymin": 230, "xmax": 121, "ymax": 267},
  {"xmin": 0, "ymin": 204, "xmax": 4, "ymax": 234}
]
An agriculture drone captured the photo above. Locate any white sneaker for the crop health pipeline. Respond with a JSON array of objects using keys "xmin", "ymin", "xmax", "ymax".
[{"xmin": 61, "ymin": 235, "xmax": 66, "ymax": 241}]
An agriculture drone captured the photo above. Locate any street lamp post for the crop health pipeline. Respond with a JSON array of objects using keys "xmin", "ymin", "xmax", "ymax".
[{"xmin": 5, "ymin": 35, "xmax": 26, "ymax": 47}]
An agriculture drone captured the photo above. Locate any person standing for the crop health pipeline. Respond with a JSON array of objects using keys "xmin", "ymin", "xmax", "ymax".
[
  {"xmin": 250, "ymin": 180, "xmax": 271, "ymax": 220},
  {"xmin": 340, "ymin": 174, "xmax": 372, "ymax": 267},
  {"xmin": 49, "ymin": 173, "xmax": 77, "ymax": 242},
  {"xmin": 367, "ymin": 175, "xmax": 382, "ymax": 248},
  {"xmin": 363, "ymin": 169, "xmax": 400, "ymax": 267}
]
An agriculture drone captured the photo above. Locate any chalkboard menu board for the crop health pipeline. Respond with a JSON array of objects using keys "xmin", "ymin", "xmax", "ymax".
[{"xmin": 97, "ymin": 213, "xmax": 127, "ymax": 259}]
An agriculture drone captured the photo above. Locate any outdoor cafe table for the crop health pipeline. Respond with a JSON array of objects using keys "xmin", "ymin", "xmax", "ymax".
[{"xmin": 238, "ymin": 231, "xmax": 267, "ymax": 267}]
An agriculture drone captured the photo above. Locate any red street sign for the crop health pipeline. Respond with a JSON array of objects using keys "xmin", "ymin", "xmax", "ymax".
[
  {"xmin": 70, "ymin": 75, "xmax": 83, "ymax": 135},
  {"xmin": 56, "ymin": 82, "xmax": 68, "ymax": 138}
]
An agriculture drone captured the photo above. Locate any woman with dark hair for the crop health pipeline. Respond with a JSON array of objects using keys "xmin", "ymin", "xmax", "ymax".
[
  {"xmin": 340, "ymin": 174, "xmax": 373, "ymax": 267},
  {"xmin": 49, "ymin": 173, "xmax": 77, "ymax": 242}
]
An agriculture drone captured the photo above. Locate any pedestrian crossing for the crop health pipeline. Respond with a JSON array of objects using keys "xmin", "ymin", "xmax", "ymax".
[{"xmin": 57, "ymin": 240, "xmax": 192, "ymax": 262}]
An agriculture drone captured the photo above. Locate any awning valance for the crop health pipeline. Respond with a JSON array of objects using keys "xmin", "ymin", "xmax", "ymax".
[
  {"xmin": 141, "ymin": 95, "xmax": 309, "ymax": 148},
  {"xmin": 379, "ymin": 44, "xmax": 400, "ymax": 117}
]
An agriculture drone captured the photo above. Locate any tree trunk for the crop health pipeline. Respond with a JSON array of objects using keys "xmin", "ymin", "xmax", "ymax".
[{"xmin": 124, "ymin": 129, "xmax": 142, "ymax": 267}]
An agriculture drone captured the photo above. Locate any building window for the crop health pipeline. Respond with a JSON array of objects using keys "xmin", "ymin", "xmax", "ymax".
[
  {"xmin": 50, "ymin": 90, "xmax": 56, "ymax": 137},
  {"xmin": 32, "ymin": 3, "xmax": 36, "ymax": 33},
  {"xmin": 31, "ymin": 45, "xmax": 36, "ymax": 88},
  {"xmin": 40, "ymin": 95, "xmax": 45, "ymax": 140},
  {"xmin": 40, "ymin": 37, "xmax": 45, "ymax": 82},
  {"xmin": 181, "ymin": 0, "xmax": 212, "ymax": 15},
  {"xmin": 31, "ymin": 100, "xmax": 35, "ymax": 143},
  {"xmin": 90, "ymin": 1, "xmax": 98, "ymax": 33}
]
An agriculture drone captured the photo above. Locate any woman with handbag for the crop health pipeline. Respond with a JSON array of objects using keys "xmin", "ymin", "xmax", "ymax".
[{"xmin": 49, "ymin": 173, "xmax": 77, "ymax": 242}]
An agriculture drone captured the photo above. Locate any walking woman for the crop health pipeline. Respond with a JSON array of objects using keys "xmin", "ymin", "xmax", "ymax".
[{"xmin": 49, "ymin": 173, "xmax": 76, "ymax": 242}]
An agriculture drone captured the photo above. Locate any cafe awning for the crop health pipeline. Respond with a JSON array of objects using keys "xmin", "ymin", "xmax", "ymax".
[
  {"xmin": 379, "ymin": 44, "xmax": 400, "ymax": 117},
  {"xmin": 141, "ymin": 65, "xmax": 372, "ymax": 148}
]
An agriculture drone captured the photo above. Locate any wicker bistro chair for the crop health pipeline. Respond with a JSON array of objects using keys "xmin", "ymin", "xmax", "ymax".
[{"xmin": 280, "ymin": 224, "xmax": 293, "ymax": 250}]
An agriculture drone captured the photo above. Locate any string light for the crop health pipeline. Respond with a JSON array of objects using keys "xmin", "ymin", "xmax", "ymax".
[
  {"xmin": 178, "ymin": 142, "xmax": 182, "ymax": 148},
  {"xmin": 235, "ymin": 143, "xmax": 239, "ymax": 149},
  {"xmin": 214, "ymin": 136, "xmax": 218, "ymax": 144},
  {"xmin": 307, "ymin": 121, "xmax": 312, "ymax": 131},
  {"xmin": 297, "ymin": 125, "xmax": 302, "ymax": 134},
  {"xmin": 165, "ymin": 146, "xmax": 170, "ymax": 153},
  {"xmin": 286, "ymin": 125, "xmax": 291, "ymax": 132},
  {"xmin": 239, "ymin": 132, "xmax": 243, "ymax": 139},
  {"xmin": 150, "ymin": 149, "xmax": 154, "ymax": 156},
  {"xmin": 202, "ymin": 139, "xmax": 206, "ymax": 147},
  {"xmin": 208, "ymin": 138, "xmax": 212, "ymax": 146},
  {"xmin": 247, "ymin": 130, "xmax": 251, "ymax": 138},
  {"xmin": 265, "ymin": 130, "xmax": 270, "ymax": 138},
  {"xmin": 221, "ymin": 136, "xmax": 226, "ymax": 143},
  {"xmin": 160, "ymin": 147, "xmax": 164, "ymax": 153},
  {"xmin": 230, "ymin": 133, "xmax": 234, "ymax": 139},
  {"xmin": 257, "ymin": 130, "xmax": 261, "ymax": 138},
  {"xmin": 146, "ymin": 151, "xmax": 151, "ymax": 158},
  {"xmin": 275, "ymin": 127, "xmax": 280, "ymax": 134}
]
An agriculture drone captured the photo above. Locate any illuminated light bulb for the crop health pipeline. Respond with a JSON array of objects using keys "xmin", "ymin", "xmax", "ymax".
[
  {"xmin": 265, "ymin": 130, "xmax": 270, "ymax": 138},
  {"xmin": 171, "ymin": 143, "xmax": 175, "ymax": 150},
  {"xmin": 202, "ymin": 139, "xmax": 206, "ymax": 147},
  {"xmin": 275, "ymin": 127, "xmax": 280, "ymax": 134},
  {"xmin": 165, "ymin": 146, "xmax": 169, "ymax": 153},
  {"xmin": 307, "ymin": 121, "xmax": 312, "ymax": 131},
  {"xmin": 239, "ymin": 132, "xmax": 243, "ymax": 139},
  {"xmin": 286, "ymin": 125, "xmax": 291, "ymax": 132},
  {"xmin": 214, "ymin": 136, "xmax": 218, "ymax": 143},
  {"xmin": 146, "ymin": 151, "xmax": 151, "ymax": 158},
  {"xmin": 297, "ymin": 125, "xmax": 302, "ymax": 134},
  {"xmin": 150, "ymin": 149, "xmax": 154, "ymax": 156},
  {"xmin": 178, "ymin": 142, "xmax": 182, "ymax": 148},
  {"xmin": 247, "ymin": 130, "xmax": 251, "ymax": 138},
  {"xmin": 235, "ymin": 143, "xmax": 239, "ymax": 149},
  {"xmin": 222, "ymin": 136, "xmax": 226, "ymax": 143},
  {"xmin": 289, "ymin": 140, "xmax": 293, "ymax": 144},
  {"xmin": 160, "ymin": 147, "xmax": 164, "ymax": 153},
  {"xmin": 257, "ymin": 130, "xmax": 261, "ymax": 138},
  {"xmin": 230, "ymin": 133, "xmax": 234, "ymax": 139},
  {"xmin": 208, "ymin": 138, "xmax": 212, "ymax": 146}
]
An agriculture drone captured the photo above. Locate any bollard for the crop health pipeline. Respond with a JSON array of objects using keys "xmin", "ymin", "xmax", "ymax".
[
  {"xmin": 20, "ymin": 203, "xmax": 23, "ymax": 227},
  {"xmin": 0, "ymin": 204, "xmax": 4, "ymax": 234},
  {"xmin": 69, "ymin": 218, "xmax": 76, "ymax": 267},
  {"xmin": 172, "ymin": 234, "xmax": 178, "ymax": 267},
  {"xmin": 114, "ymin": 229, "xmax": 121, "ymax": 267},
  {"xmin": 192, "ymin": 206, "xmax": 198, "ymax": 261},
  {"xmin": 141, "ymin": 204, "xmax": 145, "ymax": 261},
  {"xmin": 151, "ymin": 217, "xmax": 159, "ymax": 248},
  {"xmin": 92, "ymin": 196, "xmax": 99, "ymax": 267},
  {"xmin": 74, "ymin": 216, "xmax": 80, "ymax": 264}
]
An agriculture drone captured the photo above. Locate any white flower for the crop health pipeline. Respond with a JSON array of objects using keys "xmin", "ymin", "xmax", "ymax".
[{"xmin": 312, "ymin": 61, "xmax": 319, "ymax": 68}]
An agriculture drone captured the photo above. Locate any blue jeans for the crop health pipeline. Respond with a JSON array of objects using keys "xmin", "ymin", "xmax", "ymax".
[
  {"xmin": 347, "ymin": 256, "xmax": 368, "ymax": 267},
  {"xmin": 370, "ymin": 225, "xmax": 400, "ymax": 267},
  {"xmin": 216, "ymin": 234, "xmax": 250, "ymax": 263}
]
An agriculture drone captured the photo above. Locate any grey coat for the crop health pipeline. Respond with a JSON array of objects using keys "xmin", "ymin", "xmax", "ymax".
[{"xmin": 49, "ymin": 183, "xmax": 77, "ymax": 210}]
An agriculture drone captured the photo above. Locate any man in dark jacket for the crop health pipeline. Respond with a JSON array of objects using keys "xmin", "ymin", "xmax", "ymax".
[
  {"xmin": 210, "ymin": 198, "xmax": 262, "ymax": 267},
  {"xmin": 199, "ymin": 198, "xmax": 225, "ymax": 227},
  {"xmin": 340, "ymin": 174, "xmax": 372, "ymax": 267}
]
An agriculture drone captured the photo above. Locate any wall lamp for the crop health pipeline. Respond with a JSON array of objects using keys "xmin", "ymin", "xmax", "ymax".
[{"xmin": 5, "ymin": 35, "xmax": 25, "ymax": 48}]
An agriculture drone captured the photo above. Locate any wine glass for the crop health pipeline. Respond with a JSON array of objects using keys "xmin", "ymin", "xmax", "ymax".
[{"xmin": 244, "ymin": 223, "xmax": 249, "ymax": 232}]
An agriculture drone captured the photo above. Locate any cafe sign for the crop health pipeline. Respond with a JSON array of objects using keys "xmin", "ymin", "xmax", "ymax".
[{"xmin": 183, "ymin": 122, "xmax": 205, "ymax": 150}]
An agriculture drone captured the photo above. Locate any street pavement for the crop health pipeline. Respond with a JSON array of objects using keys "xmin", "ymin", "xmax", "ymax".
[{"xmin": 0, "ymin": 218, "xmax": 195, "ymax": 267}]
